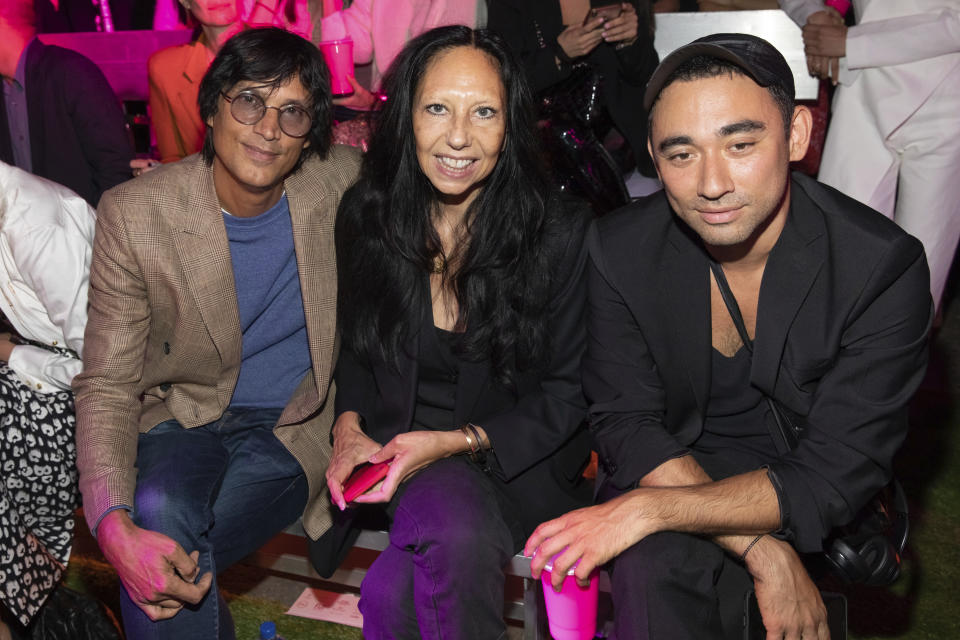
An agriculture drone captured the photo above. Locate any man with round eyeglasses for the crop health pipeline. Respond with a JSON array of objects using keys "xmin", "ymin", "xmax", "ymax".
[
  {"xmin": 74, "ymin": 27, "xmax": 360, "ymax": 640},
  {"xmin": 219, "ymin": 89, "xmax": 313, "ymax": 139}
]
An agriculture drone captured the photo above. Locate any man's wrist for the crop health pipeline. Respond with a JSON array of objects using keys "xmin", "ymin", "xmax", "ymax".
[
  {"xmin": 621, "ymin": 487, "xmax": 671, "ymax": 540},
  {"xmin": 743, "ymin": 533, "xmax": 793, "ymax": 578},
  {"xmin": 96, "ymin": 507, "xmax": 135, "ymax": 543}
]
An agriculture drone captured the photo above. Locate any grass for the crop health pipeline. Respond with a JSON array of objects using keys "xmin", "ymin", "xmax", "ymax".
[
  {"xmin": 63, "ymin": 546, "xmax": 364, "ymax": 639},
  {"xmin": 63, "ymin": 302, "xmax": 960, "ymax": 639}
]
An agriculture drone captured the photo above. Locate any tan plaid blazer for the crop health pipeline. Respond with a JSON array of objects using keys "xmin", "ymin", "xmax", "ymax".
[{"xmin": 75, "ymin": 147, "xmax": 361, "ymax": 540}]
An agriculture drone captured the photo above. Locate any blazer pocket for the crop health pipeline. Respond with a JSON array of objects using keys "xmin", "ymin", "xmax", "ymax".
[{"xmin": 778, "ymin": 357, "xmax": 834, "ymax": 405}]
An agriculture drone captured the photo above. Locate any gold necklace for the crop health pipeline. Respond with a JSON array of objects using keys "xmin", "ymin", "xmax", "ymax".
[{"xmin": 431, "ymin": 254, "xmax": 447, "ymax": 274}]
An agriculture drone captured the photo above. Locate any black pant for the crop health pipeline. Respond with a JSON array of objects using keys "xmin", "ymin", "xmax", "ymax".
[{"xmin": 608, "ymin": 529, "xmax": 754, "ymax": 640}]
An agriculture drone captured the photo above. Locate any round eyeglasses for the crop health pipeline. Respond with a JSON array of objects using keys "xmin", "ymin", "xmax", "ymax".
[{"xmin": 220, "ymin": 91, "xmax": 313, "ymax": 138}]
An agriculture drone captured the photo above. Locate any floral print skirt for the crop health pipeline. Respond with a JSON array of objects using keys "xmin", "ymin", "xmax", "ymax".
[{"xmin": 0, "ymin": 362, "xmax": 79, "ymax": 626}]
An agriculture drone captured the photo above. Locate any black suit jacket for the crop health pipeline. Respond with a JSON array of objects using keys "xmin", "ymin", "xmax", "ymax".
[
  {"xmin": 584, "ymin": 173, "xmax": 931, "ymax": 552},
  {"xmin": 333, "ymin": 203, "xmax": 593, "ymax": 540},
  {"xmin": 486, "ymin": 0, "xmax": 658, "ymax": 163},
  {"xmin": 0, "ymin": 40, "xmax": 133, "ymax": 206}
]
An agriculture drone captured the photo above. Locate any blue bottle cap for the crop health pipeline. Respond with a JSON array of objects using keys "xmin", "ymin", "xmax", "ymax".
[{"xmin": 259, "ymin": 621, "xmax": 277, "ymax": 640}]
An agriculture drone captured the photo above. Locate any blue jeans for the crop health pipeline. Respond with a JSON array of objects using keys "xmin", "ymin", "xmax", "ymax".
[
  {"xmin": 359, "ymin": 457, "xmax": 516, "ymax": 640},
  {"xmin": 119, "ymin": 408, "xmax": 308, "ymax": 640}
]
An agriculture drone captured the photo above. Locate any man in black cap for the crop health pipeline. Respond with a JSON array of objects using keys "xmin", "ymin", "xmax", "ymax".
[{"xmin": 525, "ymin": 34, "xmax": 931, "ymax": 639}]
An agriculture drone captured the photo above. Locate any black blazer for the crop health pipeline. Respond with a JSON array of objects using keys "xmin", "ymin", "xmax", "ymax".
[
  {"xmin": 333, "ymin": 203, "xmax": 593, "ymax": 540},
  {"xmin": 0, "ymin": 40, "xmax": 133, "ymax": 206},
  {"xmin": 487, "ymin": 0, "xmax": 658, "ymax": 163},
  {"xmin": 583, "ymin": 173, "xmax": 931, "ymax": 552}
]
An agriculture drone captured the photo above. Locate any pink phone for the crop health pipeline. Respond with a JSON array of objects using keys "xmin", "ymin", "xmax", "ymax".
[{"xmin": 342, "ymin": 461, "xmax": 390, "ymax": 503}]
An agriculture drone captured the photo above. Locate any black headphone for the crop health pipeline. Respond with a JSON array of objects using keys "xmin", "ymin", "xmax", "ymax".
[{"xmin": 824, "ymin": 480, "xmax": 909, "ymax": 586}]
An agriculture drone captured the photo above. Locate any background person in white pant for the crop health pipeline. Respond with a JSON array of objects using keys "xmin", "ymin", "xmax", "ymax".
[{"xmin": 782, "ymin": 0, "xmax": 960, "ymax": 311}]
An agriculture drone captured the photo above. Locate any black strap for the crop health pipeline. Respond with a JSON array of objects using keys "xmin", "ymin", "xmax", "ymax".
[
  {"xmin": 708, "ymin": 259, "xmax": 798, "ymax": 452},
  {"xmin": 708, "ymin": 261, "xmax": 753, "ymax": 355}
]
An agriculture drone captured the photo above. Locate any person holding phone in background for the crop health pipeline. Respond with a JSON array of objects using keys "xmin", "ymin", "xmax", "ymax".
[
  {"xmin": 488, "ymin": 0, "xmax": 659, "ymax": 175},
  {"xmin": 314, "ymin": 25, "xmax": 593, "ymax": 639}
]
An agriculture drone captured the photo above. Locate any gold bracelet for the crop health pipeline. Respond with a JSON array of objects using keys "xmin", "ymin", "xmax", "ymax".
[
  {"xmin": 466, "ymin": 423, "xmax": 486, "ymax": 465},
  {"xmin": 460, "ymin": 425, "xmax": 479, "ymax": 460}
]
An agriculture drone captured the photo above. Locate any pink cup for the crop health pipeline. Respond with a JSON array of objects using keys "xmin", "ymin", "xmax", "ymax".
[
  {"xmin": 319, "ymin": 38, "xmax": 355, "ymax": 95},
  {"xmin": 540, "ymin": 554, "xmax": 599, "ymax": 640}
]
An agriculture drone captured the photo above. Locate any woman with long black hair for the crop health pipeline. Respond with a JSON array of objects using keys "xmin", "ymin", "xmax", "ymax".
[{"xmin": 316, "ymin": 25, "xmax": 593, "ymax": 639}]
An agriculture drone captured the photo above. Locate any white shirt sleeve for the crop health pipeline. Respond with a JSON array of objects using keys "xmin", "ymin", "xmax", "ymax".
[
  {"xmin": 5, "ymin": 193, "xmax": 92, "ymax": 392},
  {"xmin": 846, "ymin": 8, "xmax": 960, "ymax": 70}
]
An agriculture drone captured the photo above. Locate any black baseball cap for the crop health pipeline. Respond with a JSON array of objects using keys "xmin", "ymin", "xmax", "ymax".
[{"xmin": 643, "ymin": 33, "xmax": 795, "ymax": 111}]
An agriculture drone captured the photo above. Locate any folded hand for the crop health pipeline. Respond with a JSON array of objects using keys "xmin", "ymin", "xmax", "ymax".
[{"xmin": 97, "ymin": 510, "xmax": 212, "ymax": 621}]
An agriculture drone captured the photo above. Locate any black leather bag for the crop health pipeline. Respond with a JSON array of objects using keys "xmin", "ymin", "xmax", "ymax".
[
  {"xmin": 709, "ymin": 261, "xmax": 908, "ymax": 586},
  {"xmin": 531, "ymin": 22, "xmax": 629, "ymax": 215},
  {"xmin": 538, "ymin": 61, "xmax": 605, "ymax": 128},
  {"xmin": 21, "ymin": 586, "xmax": 121, "ymax": 640},
  {"xmin": 532, "ymin": 20, "xmax": 606, "ymax": 128}
]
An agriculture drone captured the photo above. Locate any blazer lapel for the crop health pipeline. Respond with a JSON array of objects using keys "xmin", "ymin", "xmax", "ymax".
[
  {"xmin": 752, "ymin": 179, "xmax": 827, "ymax": 394},
  {"xmin": 176, "ymin": 40, "xmax": 208, "ymax": 135},
  {"xmin": 0, "ymin": 96, "xmax": 11, "ymax": 165},
  {"xmin": 657, "ymin": 220, "xmax": 712, "ymax": 420},
  {"xmin": 285, "ymin": 163, "xmax": 339, "ymax": 402},
  {"xmin": 170, "ymin": 159, "xmax": 242, "ymax": 367}
]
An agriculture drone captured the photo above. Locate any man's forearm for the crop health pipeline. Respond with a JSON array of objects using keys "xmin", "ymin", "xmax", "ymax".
[{"xmin": 638, "ymin": 455, "xmax": 781, "ymax": 559}]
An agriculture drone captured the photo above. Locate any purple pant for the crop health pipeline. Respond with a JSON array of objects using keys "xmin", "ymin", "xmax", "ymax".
[{"xmin": 359, "ymin": 457, "xmax": 517, "ymax": 639}]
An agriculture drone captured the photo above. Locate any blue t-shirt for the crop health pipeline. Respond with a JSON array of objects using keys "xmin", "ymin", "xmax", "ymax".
[{"xmin": 223, "ymin": 194, "xmax": 311, "ymax": 409}]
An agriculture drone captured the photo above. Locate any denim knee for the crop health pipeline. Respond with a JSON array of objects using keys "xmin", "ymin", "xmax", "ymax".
[{"xmin": 131, "ymin": 472, "xmax": 216, "ymax": 545}]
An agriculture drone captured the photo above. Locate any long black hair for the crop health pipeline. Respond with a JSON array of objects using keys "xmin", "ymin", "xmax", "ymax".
[{"xmin": 336, "ymin": 25, "xmax": 569, "ymax": 384}]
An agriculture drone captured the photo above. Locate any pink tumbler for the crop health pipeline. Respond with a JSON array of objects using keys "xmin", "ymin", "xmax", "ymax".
[
  {"xmin": 540, "ymin": 553, "xmax": 599, "ymax": 640},
  {"xmin": 319, "ymin": 38, "xmax": 355, "ymax": 95}
]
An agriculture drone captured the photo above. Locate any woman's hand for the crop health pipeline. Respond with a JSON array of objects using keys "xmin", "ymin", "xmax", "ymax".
[
  {"xmin": 800, "ymin": 9, "xmax": 845, "ymax": 83},
  {"xmin": 130, "ymin": 158, "xmax": 161, "ymax": 178},
  {"xmin": 601, "ymin": 3, "xmax": 639, "ymax": 46},
  {"xmin": 326, "ymin": 412, "xmax": 383, "ymax": 510},
  {"xmin": 557, "ymin": 18, "xmax": 606, "ymax": 60},
  {"xmin": 353, "ymin": 429, "xmax": 469, "ymax": 504},
  {"xmin": 803, "ymin": 23, "xmax": 848, "ymax": 57},
  {"xmin": 332, "ymin": 76, "xmax": 378, "ymax": 111}
]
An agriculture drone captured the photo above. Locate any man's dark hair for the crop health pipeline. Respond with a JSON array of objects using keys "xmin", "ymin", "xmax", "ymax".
[
  {"xmin": 649, "ymin": 55, "xmax": 795, "ymax": 138},
  {"xmin": 197, "ymin": 27, "xmax": 332, "ymax": 167}
]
